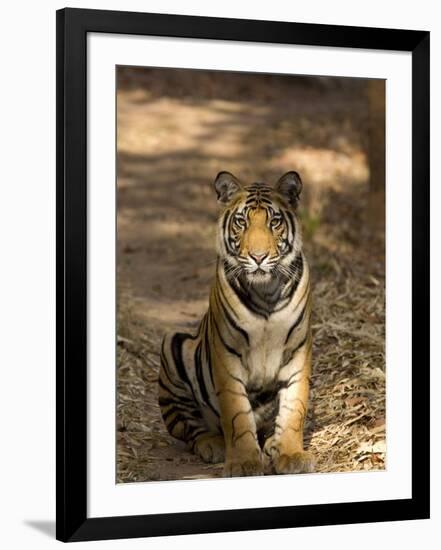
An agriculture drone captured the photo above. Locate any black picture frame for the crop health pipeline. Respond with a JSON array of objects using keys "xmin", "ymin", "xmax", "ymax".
[{"xmin": 56, "ymin": 7, "xmax": 430, "ymax": 543}]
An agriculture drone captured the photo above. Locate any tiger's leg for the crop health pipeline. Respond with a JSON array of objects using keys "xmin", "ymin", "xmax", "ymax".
[
  {"xmin": 159, "ymin": 382, "xmax": 225, "ymax": 463},
  {"xmin": 213, "ymin": 353, "xmax": 263, "ymax": 477},
  {"xmin": 159, "ymin": 334, "xmax": 225, "ymax": 464},
  {"xmin": 264, "ymin": 336, "xmax": 315, "ymax": 474}
]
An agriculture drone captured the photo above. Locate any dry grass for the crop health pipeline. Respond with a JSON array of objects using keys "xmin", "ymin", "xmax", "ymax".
[{"xmin": 307, "ymin": 259, "xmax": 385, "ymax": 472}]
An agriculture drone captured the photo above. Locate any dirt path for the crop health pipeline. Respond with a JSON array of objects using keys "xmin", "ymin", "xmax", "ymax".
[{"xmin": 116, "ymin": 68, "xmax": 385, "ymax": 483}]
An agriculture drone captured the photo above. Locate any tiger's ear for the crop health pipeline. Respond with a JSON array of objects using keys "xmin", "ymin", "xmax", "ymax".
[
  {"xmin": 214, "ymin": 171, "xmax": 242, "ymax": 204},
  {"xmin": 275, "ymin": 171, "xmax": 303, "ymax": 208}
]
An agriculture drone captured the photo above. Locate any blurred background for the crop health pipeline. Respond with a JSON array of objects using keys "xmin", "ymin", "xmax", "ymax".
[{"xmin": 116, "ymin": 67, "xmax": 385, "ymax": 483}]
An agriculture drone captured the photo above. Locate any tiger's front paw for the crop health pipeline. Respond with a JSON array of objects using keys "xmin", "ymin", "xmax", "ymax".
[
  {"xmin": 223, "ymin": 452, "xmax": 264, "ymax": 477},
  {"xmin": 274, "ymin": 451, "xmax": 315, "ymax": 474},
  {"xmin": 194, "ymin": 434, "xmax": 225, "ymax": 464}
]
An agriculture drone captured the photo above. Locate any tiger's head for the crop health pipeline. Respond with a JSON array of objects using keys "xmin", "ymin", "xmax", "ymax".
[{"xmin": 214, "ymin": 171, "xmax": 303, "ymax": 285}]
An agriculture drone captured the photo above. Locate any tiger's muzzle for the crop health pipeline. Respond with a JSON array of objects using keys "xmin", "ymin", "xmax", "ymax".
[{"xmin": 239, "ymin": 209, "xmax": 279, "ymax": 279}]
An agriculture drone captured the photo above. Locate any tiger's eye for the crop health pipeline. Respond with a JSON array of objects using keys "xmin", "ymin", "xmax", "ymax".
[
  {"xmin": 234, "ymin": 214, "xmax": 246, "ymax": 227},
  {"xmin": 270, "ymin": 216, "xmax": 282, "ymax": 228}
]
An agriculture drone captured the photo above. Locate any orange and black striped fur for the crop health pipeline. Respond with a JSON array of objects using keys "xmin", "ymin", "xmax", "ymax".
[{"xmin": 159, "ymin": 171, "xmax": 314, "ymax": 476}]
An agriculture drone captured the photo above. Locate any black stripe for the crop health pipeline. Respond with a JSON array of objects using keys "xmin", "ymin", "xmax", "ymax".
[
  {"xmin": 162, "ymin": 406, "xmax": 180, "ymax": 422},
  {"xmin": 280, "ymin": 210, "xmax": 294, "ymax": 253},
  {"xmin": 284, "ymin": 209, "xmax": 296, "ymax": 238},
  {"xmin": 231, "ymin": 283, "xmax": 270, "ymax": 318},
  {"xmin": 231, "ymin": 408, "xmax": 253, "ymax": 441},
  {"xmin": 160, "ymin": 339, "xmax": 180, "ymax": 387},
  {"xmin": 218, "ymin": 279, "xmax": 250, "ymax": 344},
  {"xmin": 283, "ymin": 335, "xmax": 308, "ymax": 366},
  {"xmin": 170, "ymin": 333, "xmax": 202, "ymax": 409},
  {"xmin": 188, "ymin": 427, "xmax": 211, "ymax": 448},
  {"xmin": 158, "ymin": 377, "xmax": 191, "ymax": 401},
  {"xmin": 224, "ymin": 210, "xmax": 237, "ymax": 255},
  {"xmin": 160, "ymin": 352, "xmax": 183, "ymax": 388},
  {"xmin": 212, "ymin": 315, "xmax": 242, "ymax": 358},
  {"xmin": 203, "ymin": 324, "xmax": 215, "ymax": 389},
  {"xmin": 222, "ymin": 208, "xmax": 231, "ymax": 238},
  {"xmin": 284, "ymin": 302, "xmax": 307, "ymax": 345},
  {"xmin": 217, "ymin": 279, "xmax": 239, "ymax": 321},
  {"xmin": 158, "ymin": 392, "xmax": 193, "ymax": 407},
  {"xmin": 188, "ymin": 426, "xmax": 209, "ymax": 440},
  {"xmin": 290, "ymin": 253, "xmax": 304, "ymax": 291},
  {"xmin": 225, "ymin": 372, "xmax": 247, "ymax": 387},
  {"xmin": 233, "ymin": 429, "xmax": 256, "ymax": 444},
  {"xmin": 171, "ymin": 333, "xmax": 193, "ymax": 389},
  {"xmin": 167, "ymin": 413, "xmax": 186, "ymax": 434},
  {"xmin": 285, "ymin": 368, "xmax": 304, "ymax": 386},
  {"xmin": 282, "ymin": 269, "xmax": 308, "ymax": 312},
  {"xmin": 230, "ymin": 276, "xmax": 282, "ymax": 318},
  {"xmin": 198, "ymin": 328, "xmax": 220, "ymax": 418},
  {"xmin": 195, "ymin": 342, "xmax": 214, "ymax": 410}
]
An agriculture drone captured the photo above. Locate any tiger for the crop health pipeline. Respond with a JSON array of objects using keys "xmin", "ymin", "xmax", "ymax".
[{"xmin": 158, "ymin": 171, "xmax": 314, "ymax": 477}]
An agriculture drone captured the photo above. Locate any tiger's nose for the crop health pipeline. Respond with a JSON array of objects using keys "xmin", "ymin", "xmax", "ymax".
[{"xmin": 250, "ymin": 252, "xmax": 268, "ymax": 265}]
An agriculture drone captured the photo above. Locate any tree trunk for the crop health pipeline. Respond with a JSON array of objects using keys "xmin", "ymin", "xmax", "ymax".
[{"xmin": 366, "ymin": 80, "xmax": 386, "ymax": 230}]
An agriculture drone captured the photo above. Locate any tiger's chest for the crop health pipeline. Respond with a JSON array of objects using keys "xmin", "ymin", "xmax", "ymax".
[{"xmin": 239, "ymin": 307, "xmax": 299, "ymax": 389}]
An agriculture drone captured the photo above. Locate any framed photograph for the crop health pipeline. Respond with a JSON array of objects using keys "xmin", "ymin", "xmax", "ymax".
[{"xmin": 56, "ymin": 7, "xmax": 430, "ymax": 542}]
